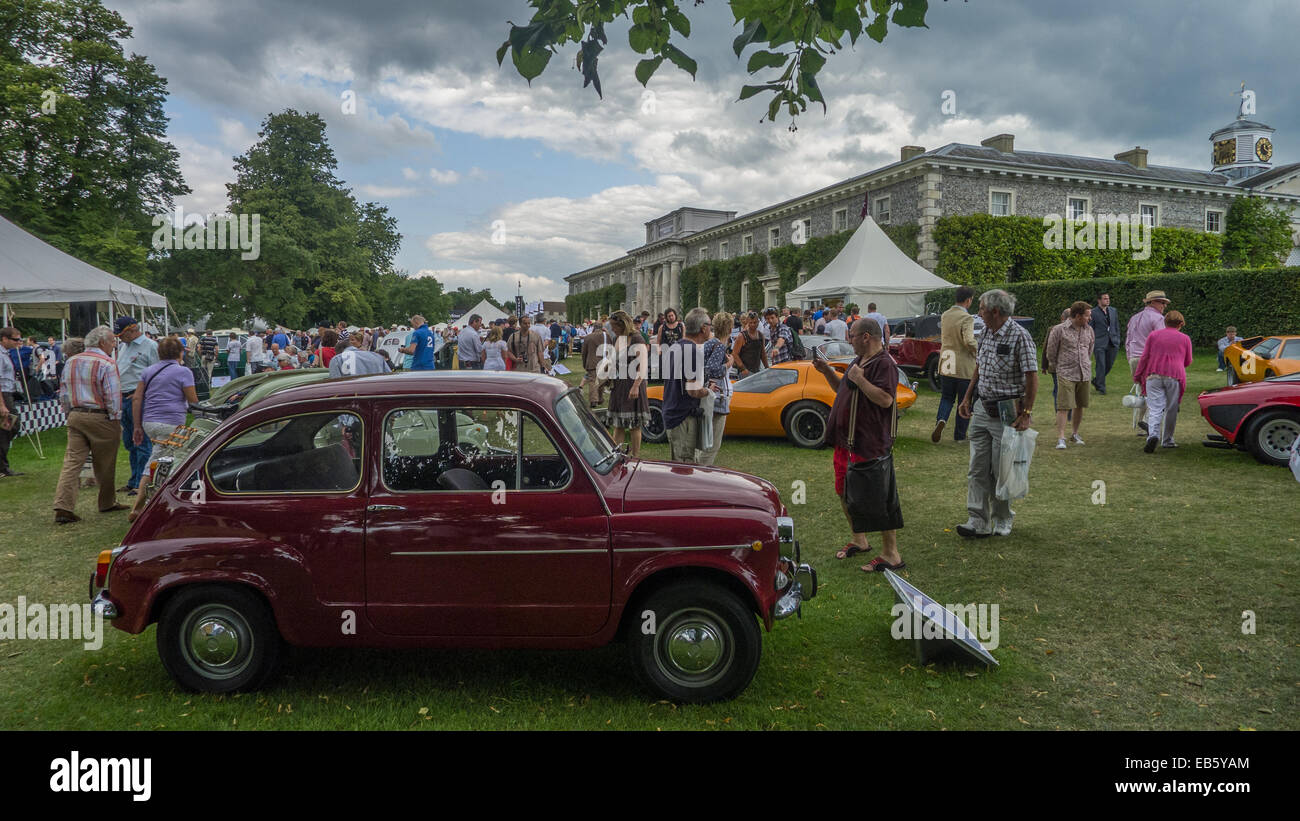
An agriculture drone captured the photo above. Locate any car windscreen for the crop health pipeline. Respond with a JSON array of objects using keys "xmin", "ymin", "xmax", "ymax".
[
  {"xmin": 555, "ymin": 392, "xmax": 618, "ymax": 474},
  {"xmin": 733, "ymin": 367, "xmax": 798, "ymax": 394}
]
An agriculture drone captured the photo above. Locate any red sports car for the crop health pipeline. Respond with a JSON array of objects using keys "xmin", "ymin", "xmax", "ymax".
[{"xmin": 1198, "ymin": 373, "xmax": 1300, "ymax": 466}]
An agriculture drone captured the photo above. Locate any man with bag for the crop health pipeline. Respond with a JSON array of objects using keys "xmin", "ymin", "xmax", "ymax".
[
  {"xmin": 815, "ymin": 317, "xmax": 905, "ymax": 573},
  {"xmin": 956, "ymin": 289, "xmax": 1038, "ymax": 539}
]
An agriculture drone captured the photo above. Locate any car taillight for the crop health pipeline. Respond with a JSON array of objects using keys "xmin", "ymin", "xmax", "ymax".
[{"xmin": 94, "ymin": 546, "xmax": 125, "ymax": 589}]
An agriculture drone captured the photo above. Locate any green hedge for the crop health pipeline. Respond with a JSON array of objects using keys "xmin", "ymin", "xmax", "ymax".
[
  {"xmin": 926, "ymin": 267, "xmax": 1300, "ymax": 348},
  {"xmin": 565, "ymin": 282, "xmax": 626, "ymax": 320},
  {"xmin": 678, "ymin": 253, "xmax": 767, "ymax": 313},
  {"xmin": 933, "ymin": 214, "xmax": 1224, "ymax": 285}
]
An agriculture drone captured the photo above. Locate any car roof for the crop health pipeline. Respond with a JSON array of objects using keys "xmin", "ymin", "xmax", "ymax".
[{"xmin": 248, "ymin": 370, "xmax": 574, "ymax": 412}]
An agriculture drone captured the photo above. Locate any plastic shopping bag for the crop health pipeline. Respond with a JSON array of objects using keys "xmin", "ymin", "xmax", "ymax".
[
  {"xmin": 996, "ymin": 425, "xmax": 1038, "ymax": 501},
  {"xmin": 1289, "ymin": 436, "xmax": 1300, "ymax": 484},
  {"xmin": 1122, "ymin": 382, "xmax": 1146, "ymax": 429}
]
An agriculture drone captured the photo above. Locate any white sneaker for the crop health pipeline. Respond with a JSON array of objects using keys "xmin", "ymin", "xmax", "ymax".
[
  {"xmin": 992, "ymin": 519, "xmax": 1013, "ymax": 536},
  {"xmin": 1056, "ymin": 438, "xmax": 1067, "ymax": 449},
  {"xmin": 1216, "ymin": 368, "xmax": 1224, "ymax": 372},
  {"xmin": 1071, "ymin": 433, "xmax": 1085, "ymax": 445}
]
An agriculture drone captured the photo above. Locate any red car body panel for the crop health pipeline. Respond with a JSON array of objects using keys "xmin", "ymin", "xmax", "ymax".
[
  {"xmin": 101, "ymin": 372, "xmax": 798, "ymax": 650},
  {"xmin": 1197, "ymin": 378, "xmax": 1300, "ymax": 443}
]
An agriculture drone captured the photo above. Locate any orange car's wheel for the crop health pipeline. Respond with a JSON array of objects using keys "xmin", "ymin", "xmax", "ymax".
[
  {"xmin": 783, "ymin": 400, "xmax": 830, "ymax": 448},
  {"xmin": 642, "ymin": 400, "xmax": 668, "ymax": 444},
  {"xmin": 1226, "ymin": 364, "xmax": 1239, "ymax": 385}
]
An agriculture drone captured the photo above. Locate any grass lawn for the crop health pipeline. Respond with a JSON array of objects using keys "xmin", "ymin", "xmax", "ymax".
[{"xmin": 1, "ymin": 351, "xmax": 1295, "ymax": 730}]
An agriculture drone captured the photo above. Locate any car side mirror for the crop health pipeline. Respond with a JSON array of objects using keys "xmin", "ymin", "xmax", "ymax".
[{"xmin": 619, "ymin": 443, "xmax": 630, "ymax": 455}]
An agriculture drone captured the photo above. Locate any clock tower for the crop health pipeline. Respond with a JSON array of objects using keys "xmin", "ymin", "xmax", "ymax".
[{"xmin": 1210, "ymin": 86, "xmax": 1275, "ymax": 181}]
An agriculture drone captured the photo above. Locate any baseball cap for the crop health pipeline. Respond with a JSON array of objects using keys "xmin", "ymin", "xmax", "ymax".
[{"xmin": 113, "ymin": 316, "xmax": 138, "ymax": 334}]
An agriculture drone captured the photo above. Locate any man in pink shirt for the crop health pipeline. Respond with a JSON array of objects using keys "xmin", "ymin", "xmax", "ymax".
[
  {"xmin": 1133, "ymin": 310, "xmax": 1194, "ymax": 452},
  {"xmin": 1125, "ymin": 290, "xmax": 1170, "ymax": 368}
]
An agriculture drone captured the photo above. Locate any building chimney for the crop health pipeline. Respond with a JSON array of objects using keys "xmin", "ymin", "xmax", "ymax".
[
  {"xmin": 980, "ymin": 134, "xmax": 1015, "ymax": 154},
  {"xmin": 901, "ymin": 145, "xmax": 926, "ymax": 162},
  {"xmin": 1114, "ymin": 147, "xmax": 1148, "ymax": 169}
]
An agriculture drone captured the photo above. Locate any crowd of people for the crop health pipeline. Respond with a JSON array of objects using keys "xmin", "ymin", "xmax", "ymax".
[{"xmin": 0, "ymin": 288, "xmax": 1235, "ymax": 580}]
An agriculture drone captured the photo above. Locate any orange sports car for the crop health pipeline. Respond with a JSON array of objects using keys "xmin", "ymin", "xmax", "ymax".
[
  {"xmin": 1224, "ymin": 335, "xmax": 1300, "ymax": 384},
  {"xmin": 642, "ymin": 359, "xmax": 917, "ymax": 448}
]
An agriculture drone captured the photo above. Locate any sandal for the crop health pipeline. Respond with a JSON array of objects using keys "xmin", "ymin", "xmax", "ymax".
[
  {"xmin": 861, "ymin": 557, "xmax": 905, "ymax": 573},
  {"xmin": 836, "ymin": 543, "xmax": 872, "ymax": 560}
]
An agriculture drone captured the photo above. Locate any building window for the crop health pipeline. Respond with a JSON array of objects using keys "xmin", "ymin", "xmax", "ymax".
[
  {"xmin": 989, "ymin": 189, "xmax": 1014, "ymax": 217},
  {"xmin": 1068, "ymin": 197, "xmax": 1089, "ymax": 221},
  {"xmin": 768, "ymin": 226, "xmax": 780, "ymax": 248},
  {"xmin": 833, "ymin": 208, "xmax": 848, "ymax": 231},
  {"xmin": 699, "ymin": 246, "xmax": 710, "ymax": 261},
  {"xmin": 1139, "ymin": 203, "xmax": 1159, "ymax": 228},
  {"xmin": 742, "ymin": 234, "xmax": 753, "ymax": 254},
  {"xmin": 874, "ymin": 196, "xmax": 891, "ymax": 224},
  {"xmin": 1206, "ymin": 208, "xmax": 1224, "ymax": 233},
  {"xmin": 720, "ymin": 240, "xmax": 729, "ymax": 260},
  {"xmin": 800, "ymin": 218, "xmax": 812, "ymax": 242}
]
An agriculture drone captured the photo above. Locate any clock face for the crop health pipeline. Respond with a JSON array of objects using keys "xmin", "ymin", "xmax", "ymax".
[
  {"xmin": 1256, "ymin": 137, "xmax": 1273, "ymax": 163},
  {"xmin": 1213, "ymin": 138, "xmax": 1237, "ymax": 166}
]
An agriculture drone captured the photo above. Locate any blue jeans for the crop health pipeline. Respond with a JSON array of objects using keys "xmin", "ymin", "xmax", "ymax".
[
  {"xmin": 228, "ymin": 358, "xmax": 239, "ymax": 380},
  {"xmin": 120, "ymin": 395, "xmax": 152, "ymax": 489},
  {"xmin": 937, "ymin": 375, "xmax": 971, "ymax": 440},
  {"xmin": 1217, "ymin": 350, "xmax": 1227, "ymax": 369}
]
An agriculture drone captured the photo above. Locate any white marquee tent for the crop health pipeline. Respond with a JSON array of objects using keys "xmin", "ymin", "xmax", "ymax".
[
  {"xmin": 0, "ymin": 215, "xmax": 170, "ymax": 326},
  {"xmin": 786, "ymin": 216, "xmax": 955, "ymax": 316},
  {"xmin": 459, "ymin": 298, "xmax": 508, "ymax": 324}
]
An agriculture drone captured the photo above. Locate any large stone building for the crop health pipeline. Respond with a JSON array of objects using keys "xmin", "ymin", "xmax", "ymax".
[{"xmin": 566, "ymin": 100, "xmax": 1300, "ymax": 316}]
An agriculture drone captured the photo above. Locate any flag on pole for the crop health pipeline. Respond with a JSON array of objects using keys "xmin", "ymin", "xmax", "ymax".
[{"xmin": 859, "ymin": 191, "xmax": 870, "ymax": 219}]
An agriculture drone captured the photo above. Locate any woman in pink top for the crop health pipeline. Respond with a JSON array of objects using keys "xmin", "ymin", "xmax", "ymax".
[{"xmin": 1133, "ymin": 310, "xmax": 1193, "ymax": 452}]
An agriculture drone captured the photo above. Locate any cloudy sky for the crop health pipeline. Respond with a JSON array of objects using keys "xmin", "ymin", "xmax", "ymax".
[{"xmin": 112, "ymin": 0, "xmax": 1299, "ymax": 303}]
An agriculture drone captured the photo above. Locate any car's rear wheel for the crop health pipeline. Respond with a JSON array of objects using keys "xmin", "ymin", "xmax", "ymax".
[
  {"xmin": 629, "ymin": 582, "xmax": 761, "ymax": 703},
  {"xmin": 1246, "ymin": 409, "xmax": 1300, "ymax": 466},
  {"xmin": 642, "ymin": 400, "xmax": 667, "ymax": 443},
  {"xmin": 157, "ymin": 585, "xmax": 281, "ymax": 693},
  {"xmin": 784, "ymin": 400, "xmax": 830, "ymax": 448},
  {"xmin": 1225, "ymin": 364, "xmax": 1238, "ymax": 385},
  {"xmin": 925, "ymin": 355, "xmax": 941, "ymax": 392}
]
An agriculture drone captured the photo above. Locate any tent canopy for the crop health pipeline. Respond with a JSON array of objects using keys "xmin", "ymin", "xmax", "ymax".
[
  {"xmin": 0, "ymin": 215, "xmax": 168, "ymax": 314},
  {"xmin": 786, "ymin": 217, "xmax": 954, "ymax": 317},
  {"xmin": 460, "ymin": 298, "xmax": 508, "ymax": 324}
]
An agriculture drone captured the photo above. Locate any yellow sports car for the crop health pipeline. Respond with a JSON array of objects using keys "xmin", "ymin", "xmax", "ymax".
[
  {"xmin": 1224, "ymin": 335, "xmax": 1300, "ymax": 384},
  {"xmin": 642, "ymin": 359, "xmax": 918, "ymax": 448}
]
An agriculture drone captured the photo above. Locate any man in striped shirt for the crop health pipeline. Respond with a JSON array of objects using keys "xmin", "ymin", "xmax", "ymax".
[{"xmin": 53, "ymin": 325, "xmax": 126, "ymax": 523}]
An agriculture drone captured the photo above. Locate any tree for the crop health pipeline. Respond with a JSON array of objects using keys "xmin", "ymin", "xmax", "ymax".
[
  {"xmin": 497, "ymin": 0, "xmax": 947, "ymax": 124},
  {"xmin": 448, "ymin": 287, "xmax": 506, "ymax": 314},
  {"xmin": 380, "ymin": 272, "xmax": 453, "ymax": 325},
  {"xmin": 0, "ymin": 0, "xmax": 189, "ymax": 280},
  {"xmin": 1222, "ymin": 196, "xmax": 1294, "ymax": 269}
]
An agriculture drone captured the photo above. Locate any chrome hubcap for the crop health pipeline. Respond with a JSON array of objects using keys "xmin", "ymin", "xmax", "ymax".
[
  {"xmin": 1261, "ymin": 420, "xmax": 1298, "ymax": 458},
  {"xmin": 190, "ymin": 617, "xmax": 241, "ymax": 667},
  {"xmin": 667, "ymin": 622, "xmax": 722, "ymax": 673}
]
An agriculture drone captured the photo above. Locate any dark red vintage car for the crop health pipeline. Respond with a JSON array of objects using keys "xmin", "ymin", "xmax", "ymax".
[
  {"xmin": 1198, "ymin": 372, "xmax": 1300, "ymax": 466},
  {"xmin": 90, "ymin": 372, "xmax": 816, "ymax": 703}
]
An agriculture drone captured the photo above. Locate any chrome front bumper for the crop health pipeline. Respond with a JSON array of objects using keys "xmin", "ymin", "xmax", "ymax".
[{"xmin": 774, "ymin": 554, "xmax": 817, "ymax": 620}]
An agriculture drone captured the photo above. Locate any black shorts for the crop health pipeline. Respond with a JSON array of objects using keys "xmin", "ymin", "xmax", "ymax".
[{"xmin": 842, "ymin": 452, "xmax": 904, "ymax": 534}]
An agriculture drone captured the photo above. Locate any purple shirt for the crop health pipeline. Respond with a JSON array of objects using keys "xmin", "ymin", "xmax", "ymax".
[
  {"xmin": 139, "ymin": 361, "xmax": 194, "ymax": 426},
  {"xmin": 1125, "ymin": 306, "xmax": 1166, "ymax": 360}
]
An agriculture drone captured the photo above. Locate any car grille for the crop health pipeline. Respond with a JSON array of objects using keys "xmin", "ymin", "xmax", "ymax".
[{"xmin": 1207, "ymin": 403, "xmax": 1253, "ymax": 434}]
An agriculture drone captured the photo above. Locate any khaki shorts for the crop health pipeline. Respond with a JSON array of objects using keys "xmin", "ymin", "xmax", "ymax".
[{"xmin": 1056, "ymin": 378, "xmax": 1090, "ymax": 411}]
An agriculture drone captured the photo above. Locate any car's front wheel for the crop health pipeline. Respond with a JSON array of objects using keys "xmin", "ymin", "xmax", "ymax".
[
  {"xmin": 630, "ymin": 582, "xmax": 761, "ymax": 703},
  {"xmin": 157, "ymin": 585, "xmax": 281, "ymax": 693},
  {"xmin": 784, "ymin": 400, "xmax": 830, "ymax": 448},
  {"xmin": 1247, "ymin": 409, "xmax": 1300, "ymax": 466},
  {"xmin": 642, "ymin": 400, "xmax": 667, "ymax": 443},
  {"xmin": 925, "ymin": 355, "xmax": 942, "ymax": 392}
]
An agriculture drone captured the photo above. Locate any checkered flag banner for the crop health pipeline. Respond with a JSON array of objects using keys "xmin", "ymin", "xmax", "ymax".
[{"xmin": 18, "ymin": 402, "xmax": 67, "ymax": 436}]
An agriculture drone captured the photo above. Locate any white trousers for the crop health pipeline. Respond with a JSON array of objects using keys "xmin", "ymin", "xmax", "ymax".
[{"xmin": 1143, "ymin": 375, "xmax": 1182, "ymax": 445}]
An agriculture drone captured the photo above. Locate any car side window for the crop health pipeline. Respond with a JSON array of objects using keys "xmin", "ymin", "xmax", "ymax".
[
  {"xmin": 1253, "ymin": 338, "xmax": 1281, "ymax": 359},
  {"xmin": 733, "ymin": 368, "xmax": 799, "ymax": 394},
  {"xmin": 382, "ymin": 408, "xmax": 570, "ymax": 492},
  {"xmin": 1279, "ymin": 339, "xmax": 1300, "ymax": 360},
  {"xmin": 209, "ymin": 412, "xmax": 362, "ymax": 494}
]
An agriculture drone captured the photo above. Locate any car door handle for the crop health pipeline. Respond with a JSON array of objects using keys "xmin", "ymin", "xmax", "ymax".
[{"xmin": 366, "ymin": 504, "xmax": 406, "ymax": 512}]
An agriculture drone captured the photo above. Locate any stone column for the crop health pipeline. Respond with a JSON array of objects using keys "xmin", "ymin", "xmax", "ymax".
[
  {"xmin": 660, "ymin": 262, "xmax": 671, "ymax": 311},
  {"xmin": 669, "ymin": 260, "xmax": 681, "ymax": 310},
  {"xmin": 916, "ymin": 171, "xmax": 943, "ymax": 272}
]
